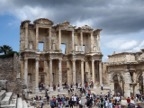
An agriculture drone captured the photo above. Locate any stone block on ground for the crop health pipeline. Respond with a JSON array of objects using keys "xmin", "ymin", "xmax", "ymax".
[
  {"xmin": 0, "ymin": 90, "xmax": 6, "ymax": 100},
  {"xmin": 1, "ymin": 92, "xmax": 13, "ymax": 105}
]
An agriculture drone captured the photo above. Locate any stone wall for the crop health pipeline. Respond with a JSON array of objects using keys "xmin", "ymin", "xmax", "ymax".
[{"xmin": 0, "ymin": 53, "xmax": 23, "ymax": 94}]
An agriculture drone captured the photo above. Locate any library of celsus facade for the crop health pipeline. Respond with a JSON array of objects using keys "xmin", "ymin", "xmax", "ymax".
[{"xmin": 20, "ymin": 18, "xmax": 103, "ymax": 92}]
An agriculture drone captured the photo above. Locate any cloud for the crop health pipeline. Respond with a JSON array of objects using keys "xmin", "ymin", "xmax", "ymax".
[
  {"xmin": 0, "ymin": 0, "xmax": 144, "ymax": 35},
  {"xmin": 105, "ymin": 38, "xmax": 139, "ymax": 51},
  {"xmin": 130, "ymin": 41, "xmax": 144, "ymax": 52}
]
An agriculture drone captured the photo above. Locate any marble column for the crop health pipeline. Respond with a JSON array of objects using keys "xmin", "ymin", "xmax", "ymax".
[
  {"xmin": 44, "ymin": 60, "xmax": 48, "ymax": 86},
  {"xmin": 99, "ymin": 61, "xmax": 102, "ymax": 85},
  {"xmin": 58, "ymin": 29, "xmax": 61, "ymax": 51},
  {"xmin": 24, "ymin": 58, "xmax": 28, "ymax": 87},
  {"xmin": 49, "ymin": 28, "xmax": 52, "ymax": 51},
  {"xmin": 35, "ymin": 58, "xmax": 39, "ymax": 92},
  {"xmin": 80, "ymin": 32, "xmax": 83, "ymax": 52},
  {"xmin": 91, "ymin": 60, "xmax": 95, "ymax": 83},
  {"xmin": 72, "ymin": 30, "xmax": 74, "ymax": 53},
  {"xmin": 97, "ymin": 33, "xmax": 100, "ymax": 52},
  {"xmin": 81, "ymin": 60, "xmax": 84, "ymax": 86},
  {"xmin": 58, "ymin": 59, "xmax": 62, "ymax": 90},
  {"xmin": 90, "ymin": 32, "xmax": 93, "ymax": 52},
  {"xmin": 25, "ymin": 23, "xmax": 28, "ymax": 49},
  {"xmin": 49, "ymin": 59, "xmax": 53, "ymax": 91},
  {"xmin": 67, "ymin": 60, "xmax": 72, "ymax": 85},
  {"xmin": 20, "ymin": 59, "xmax": 24, "ymax": 80},
  {"xmin": 36, "ymin": 25, "xmax": 39, "ymax": 51},
  {"xmin": 72, "ymin": 59, "xmax": 76, "ymax": 86}
]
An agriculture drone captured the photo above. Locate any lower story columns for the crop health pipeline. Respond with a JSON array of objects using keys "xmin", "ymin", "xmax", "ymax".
[
  {"xmin": 49, "ymin": 59, "xmax": 53, "ymax": 91},
  {"xmin": 99, "ymin": 61, "xmax": 102, "ymax": 86},
  {"xmin": 72, "ymin": 59, "xmax": 76, "ymax": 88},
  {"xmin": 81, "ymin": 60, "xmax": 84, "ymax": 87},
  {"xmin": 58, "ymin": 59, "xmax": 62, "ymax": 90},
  {"xmin": 24, "ymin": 58, "xmax": 28, "ymax": 87},
  {"xmin": 91, "ymin": 60, "xmax": 95, "ymax": 83},
  {"xmin": 35, "ymin": 58, "xmax": 39, "ymax": 92}
]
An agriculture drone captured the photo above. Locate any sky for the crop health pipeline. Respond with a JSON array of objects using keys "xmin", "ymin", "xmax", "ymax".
[{"xmin": 0, "ymin": 0, "xmax": 144, "ymax": 61}]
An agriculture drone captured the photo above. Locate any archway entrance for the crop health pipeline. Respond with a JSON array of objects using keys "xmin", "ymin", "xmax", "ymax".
[
  {"xmin": 113, "ymin": 74, "xmax": 124, "ymax": 96},
  {"xmin": 138, "ymin": 75, "xmax": 143, "ymax": 94}
]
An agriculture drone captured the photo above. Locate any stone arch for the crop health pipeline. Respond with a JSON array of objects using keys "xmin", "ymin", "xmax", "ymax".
[
  {"xmin": 111, "ymin": 72, "xmax": 124, "ymax": 95},
  {"xmin": 111, "ymin": 72, "xmax": 124, "ymax": 82},
  {"xmin": 136, "ymin": 72, "xmax": 143, "ymax": 94}
]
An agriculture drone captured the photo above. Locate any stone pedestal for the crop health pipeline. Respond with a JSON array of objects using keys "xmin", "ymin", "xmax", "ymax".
[
  {"xmin": 35, "ymin": 87, "xmax": 39, "ymax": 93},
  {"xmin": 124, "ymin": 83, "xmax": 131, "ymax": 97},
  {"xmin": 49, "ymin": 86, "xmax": 53, "ymax": 91}
]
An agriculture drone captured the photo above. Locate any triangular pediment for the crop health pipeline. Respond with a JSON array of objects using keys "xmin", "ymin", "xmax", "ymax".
[{"xmin": 34, "ymin": 18, "xmax": 53, "ymax": 25}]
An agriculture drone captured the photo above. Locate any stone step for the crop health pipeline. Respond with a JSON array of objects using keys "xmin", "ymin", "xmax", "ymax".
[
  {"xmin": 1, "ymin": 92, "xmax": 13, "ymax": 105},
  {"xmin": 17, "ymin": 98, "xmax": 23, "ymax": 108},
  {"xmin": 0, "ymin": 90, "xmax": 6, "ymax": 101},
  {"xmin": 0, "ymin": 104, "xmax": 16, "ymax": 108},
  {"xmin": 23, "ymin": 100, "xmax": 28, "ymax": 108}
]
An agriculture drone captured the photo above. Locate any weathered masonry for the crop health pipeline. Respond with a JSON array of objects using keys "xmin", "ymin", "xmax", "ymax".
[
  {"xmin": 20, "ymin": 18, "xmax": 103, "ymax": 92},
  {"xmin": 105, "ymin": 50, "xmax": 144, "ymax": 97}
]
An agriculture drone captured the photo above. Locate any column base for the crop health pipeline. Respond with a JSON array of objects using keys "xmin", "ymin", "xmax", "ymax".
[
  {"xmin": 60, "ymin": 86, "xmax": 63, "ymax": 91},
  {"xmin": 93, "ymin": 85, "xmax": 97, "ymax": 89},
  {"xmin": 73, "ymin": 85, "xmax": 76, "ymax": 90},
  {"xmin": 35, "ymin": 87, "xmax": 39, "ymax": 93},
  {"xmin": 49, "ymin": 86, "xmax": 53, "ymax": 91}
]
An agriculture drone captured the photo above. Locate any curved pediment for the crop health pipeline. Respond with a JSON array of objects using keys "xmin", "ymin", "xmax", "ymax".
[
  {"xmin": 56, "ymin": 21, "xmax": 75, "ymax": 30},
  {"xmin": 139, "ymin": 53, "xmax": 144, "ymax": 61},
  {"xmin": 80, "ymin": 25, "xmax": 93, "ymax": 30},
  {"xmin": 34, "ymin": 18, "xmax": 53, "ymax": 25}
]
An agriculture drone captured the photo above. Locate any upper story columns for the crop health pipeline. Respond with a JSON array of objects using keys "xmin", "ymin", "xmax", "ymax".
[
  {"xmin": 58, "ymin": 29, "xmax": 61, "ymax": 50},
  {"xmin": 80, "ymin": 32, "xmax": 83, "ymax": 47}
]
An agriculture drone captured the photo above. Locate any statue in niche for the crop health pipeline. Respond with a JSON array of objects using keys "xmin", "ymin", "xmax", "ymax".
[
  {"xmin": 29, "ymin": 41, "xmax": 33, "ymax": 50},
  {"xmin": 51, "ymin": 40, "xmax": 55, "ymax": 50}
]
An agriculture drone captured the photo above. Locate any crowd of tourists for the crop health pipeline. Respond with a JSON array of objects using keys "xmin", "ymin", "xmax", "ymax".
[{"xmin": 30, "ymin": 81, "xmax": 143, "ymax": 108}]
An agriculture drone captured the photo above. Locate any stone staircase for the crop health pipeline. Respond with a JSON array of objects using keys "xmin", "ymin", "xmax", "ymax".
[
  {"xmin": 90, "ymin": 85, "xmax": 111, "ymax": 95},
  {"xmin": 0, "ymin": 90, "xmax": 16, "ymax": 108},
  {"xmin": 0, "ymin": 90, "xmax": 28, "ymax": 108}
]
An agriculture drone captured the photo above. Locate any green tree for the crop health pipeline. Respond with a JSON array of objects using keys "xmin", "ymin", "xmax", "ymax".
[{"xmin": 0, "ymin": 45, "xmax": 13, "ymax": 55}]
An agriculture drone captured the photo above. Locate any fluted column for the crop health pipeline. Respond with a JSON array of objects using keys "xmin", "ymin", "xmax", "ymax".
[
  {"xmin": 25, "ymin": 23, "xmax": 28, "ymax": 49},
  {"xmin": 81, "ymin": 60, "xmax": 84, "ymax": 86},
  {"xmin": 20, "ymin": 59, "xmax": 24, "ymax": 79},
  {"xmin": 72, "ymin": 59, "xmax": 76, "ymax": 85},
  {"xmin": 72, "ymin": 30, "xmax": 74, "ymax": 53},
  {"xmin": 24, "ymin": 58, "xmax": 28, "ymax": 87},
  {"xmin": 80, "ymin": 32, "xmax": 83, "ymax": 52},
  {"xmin": 90, "ymin": 32, "xmax": 93, "ymax": 52},
  {"xmin": 36, "ymin": 25, "xmax": 39, "ymax": 51},
  {"xmin": 67, "ymin": 60, "xmax": 71, "ymax": 85},
  {"xmin": 91, "ymin": 60, "xmax": 95, "ymax": 83},
  {"xmin": 49, "ymin": 28, "xmax": 52, "ymax": 51},
  {"xmin": 99, "ymin": 61, "xmax": 102, "ymax": 85},
  {"xmin": 44, "ymin": 60, "xmax": 48, "ymax": 85},
  {"xmin": 35, "ymin": 58, "xmax": 39, "ymax": 92},
  {"xmin": 49, "ymin": 58, "xmax": 53, "ymax": 91},
  {"xmin": 58, "ymin": 29, "xmax": 61, "ymax": 50},
  {"xmin": 59, "ymin": 59, "xmax": 62, "ymax": 89}
]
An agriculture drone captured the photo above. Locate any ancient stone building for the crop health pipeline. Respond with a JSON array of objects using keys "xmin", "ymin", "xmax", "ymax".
[
  {"xmin": 105, "ymin": 49, "xmax": 144, "ymax": 97},
  {"xmin": 20, "ymin": 18, "xmax": 103, "ymax": 92},
  {"xmin": 0, "ymin": 53, "xmax": 22, "ymax": 93}
]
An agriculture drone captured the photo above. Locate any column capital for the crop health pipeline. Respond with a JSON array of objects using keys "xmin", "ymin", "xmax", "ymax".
[
  {"xmin": 91, "ymin": 59, "xmax": 95, "ymax": 62},
  {"xmin": 59, "ymin": 29, "xmax": 61, "ymax": 32},
  {"xmin": 59, "ymin": 58, "xmax": 62, "ymax": 61},
  {"xmin": 81, "ymin": 59, "xmax": 85, "ymax": 62},
  {"xmin": 24, "ymin": 57, "xmax": 28, "ymax": 61},
  {"xmin": 36, "ymin": 58, "xmax": 39, "ymax": 61},
  {"xmin": 49, "ymin": 57, "xmax": 53, "ymax": 60},
  {"xmin": 71, "ymin": 59, "xmax": 76, "ymax": 62}
]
